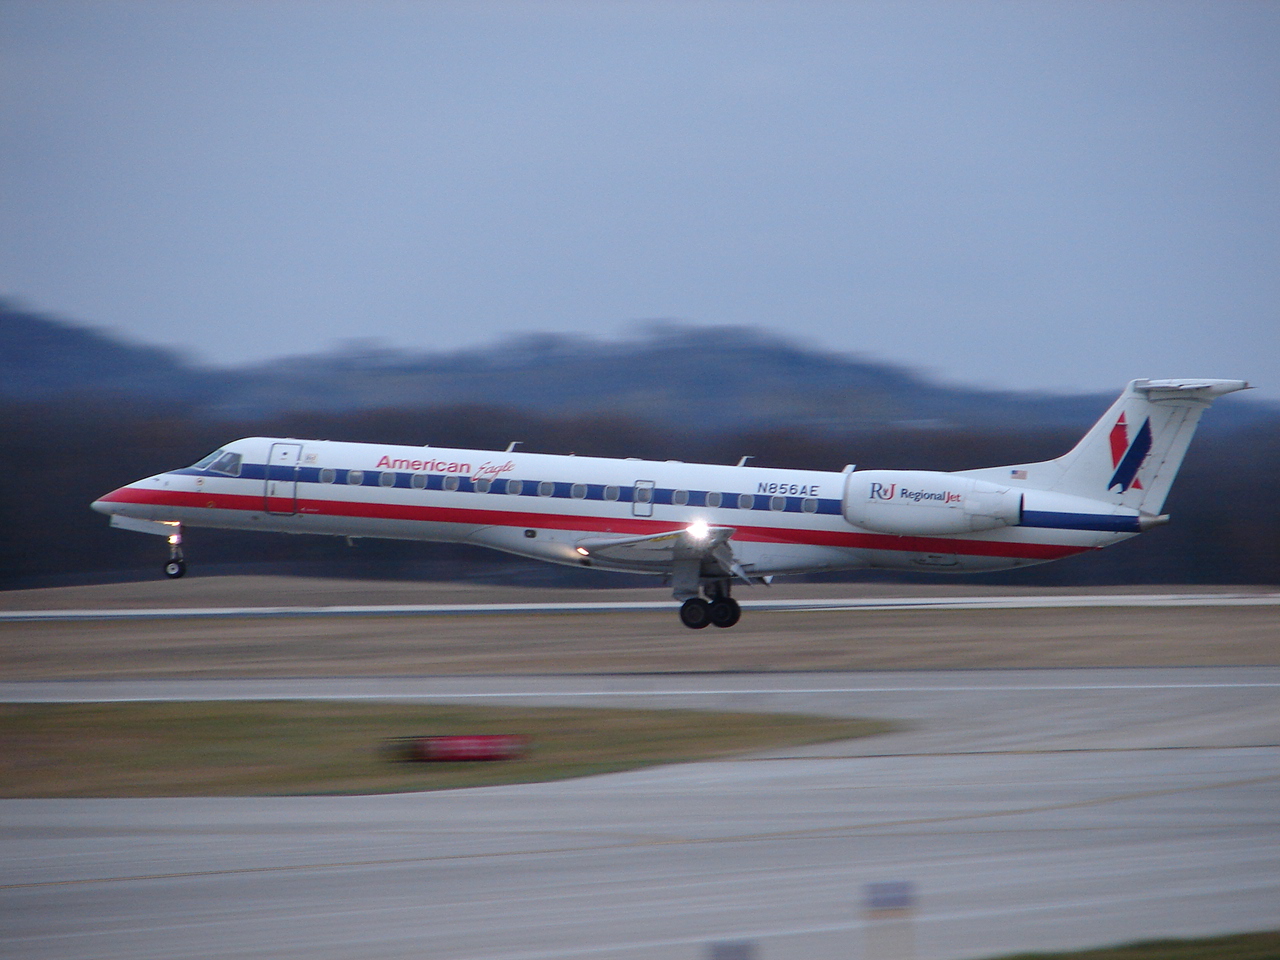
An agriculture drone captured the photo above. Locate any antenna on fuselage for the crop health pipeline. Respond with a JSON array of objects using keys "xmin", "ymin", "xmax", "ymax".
[
  {"xmin": 505, "ymin": 441, "xmax": 522, "ymax": 452},
  {"xmin": 736, "ymin": 456, "xmax": 753, "ymax": 467}
]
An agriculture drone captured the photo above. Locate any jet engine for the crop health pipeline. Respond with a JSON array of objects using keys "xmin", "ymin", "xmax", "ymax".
[{"xmin": 843, "ymin": 470, "xmax": 1022, "ymax": 536}]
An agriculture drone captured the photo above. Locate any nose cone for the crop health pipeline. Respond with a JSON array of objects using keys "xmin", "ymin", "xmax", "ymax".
[
  {"xmin": 91, "ymin": 473, "xmax": 192, "ymax": 525},
  {"xmin": 91, "ymin": 479, "xmax": 156, "ymax": 517},
  {"xmin": 91, "ymin": 487, "xmax": 130, "ymax": 515}
]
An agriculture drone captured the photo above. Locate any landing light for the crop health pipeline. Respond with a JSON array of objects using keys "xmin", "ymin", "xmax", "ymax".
[
  {"xmin": 686, "ymin": 521, "xmax": 710, "ymax": 540},
  {"xmin": 575, "ymin": 547, "xmax": 590, "ymax": 556}
]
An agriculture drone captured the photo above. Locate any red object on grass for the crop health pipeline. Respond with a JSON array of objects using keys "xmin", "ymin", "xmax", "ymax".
[{"xmin": 391, "ymin": 735, "xmax": 528, "ymax": 762}]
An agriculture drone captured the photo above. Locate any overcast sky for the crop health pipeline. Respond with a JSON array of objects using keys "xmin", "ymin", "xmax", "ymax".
[{"xmin": 3, "ymin": 1, "xmax": 1277, "ymax": 398}]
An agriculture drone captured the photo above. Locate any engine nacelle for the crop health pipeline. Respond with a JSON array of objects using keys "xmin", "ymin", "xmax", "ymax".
[{"xmin": 843, "ymin": 470, "xmax": 1022, "ymax": 536}]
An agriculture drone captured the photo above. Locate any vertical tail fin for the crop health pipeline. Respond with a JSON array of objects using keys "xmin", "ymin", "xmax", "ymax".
[{"xmin": 962, "ymin": 379, "xmax": 1249, "ymax": 513}]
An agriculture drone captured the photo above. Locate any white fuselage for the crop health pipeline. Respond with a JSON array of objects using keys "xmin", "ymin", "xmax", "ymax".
[{"xmin": 93, "ymin": 436, "xmax": 1126, "ymax": 577}]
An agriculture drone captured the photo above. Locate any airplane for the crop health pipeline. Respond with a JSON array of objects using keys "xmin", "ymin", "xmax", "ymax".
[{"xmin": 92, "ymin": 378, "xmax": 1248, "ymax": 629}]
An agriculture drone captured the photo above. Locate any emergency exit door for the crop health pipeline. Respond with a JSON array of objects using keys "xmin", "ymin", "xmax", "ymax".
[
  {"xmin": 632, "ymin": 480, "xmax": 655, "ymax": 517},
  {"xmin": 264, "ymin": 442, "xmax": 302, "ymax": 515}
]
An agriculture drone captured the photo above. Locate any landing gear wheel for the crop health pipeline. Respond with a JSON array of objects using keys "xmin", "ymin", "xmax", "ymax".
[
  {"xmin": 164, "ymin": 559, "xmax": 187, "ymax": 579},
  {"xmin": 708, "ymin": 598, "xmax": 741, "ymax": 628},
  {"xmin": 679, "ymin": 598, "xmax": 711, "ymax": 629}
]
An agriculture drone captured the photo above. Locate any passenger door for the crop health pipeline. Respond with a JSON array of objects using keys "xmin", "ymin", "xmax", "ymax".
[{"xmin": 264, "ymin": 442, "xmax": 302, "ymax": 515}]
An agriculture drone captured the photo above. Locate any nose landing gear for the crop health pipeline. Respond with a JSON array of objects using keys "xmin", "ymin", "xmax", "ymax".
[{"xmin": 163, "ymin": 525, "xmax": 186, "ymax": 579}]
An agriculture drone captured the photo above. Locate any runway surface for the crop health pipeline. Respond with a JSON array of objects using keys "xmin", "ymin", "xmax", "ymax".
[
  {"xmin": 4, "ymin": 591, "xmax": 1279, "ymax": 621},
  {"xmin": 3, "ymin": 669, "xmax": 1278, "ymax": 960}
]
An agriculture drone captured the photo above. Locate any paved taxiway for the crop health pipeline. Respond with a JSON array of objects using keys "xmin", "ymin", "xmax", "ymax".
[{"xmin": 3, "ymin": 669, "xmax": 1278, "ymax": 960}]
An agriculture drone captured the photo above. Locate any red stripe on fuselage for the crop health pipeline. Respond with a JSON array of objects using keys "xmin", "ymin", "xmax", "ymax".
[{"xmin": 102, "ymin": 486, "xmax": 1093, "ymax": 562}]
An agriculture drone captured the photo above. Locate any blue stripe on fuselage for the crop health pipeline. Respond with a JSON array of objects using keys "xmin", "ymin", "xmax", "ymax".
[
  {"xmin": 1020, "ymin": 510, "xmax": 1141, "ymax": 533},
  {"xmin": 173, "ymin": 463, "xmax": 845, "ymax": 516}
]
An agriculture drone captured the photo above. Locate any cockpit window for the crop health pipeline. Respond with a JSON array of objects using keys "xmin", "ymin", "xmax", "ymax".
[
  {"xmin": 193, "ymin": 449, "xmax": 243, "ymax": 477},
  {"xmin": 192, "ymin": 450, "xmax": 221, "ymax": 470},
  {"xmin": 210, "ymin": 451, "xmax": 242, "ymax": 476}
]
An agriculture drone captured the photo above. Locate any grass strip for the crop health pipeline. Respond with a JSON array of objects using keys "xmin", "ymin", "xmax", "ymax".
[
  {"xmin": 0, "ymin": 701, "xmax": 892, "ymax": 797},
  {"xmin": 986, "ymin": 930, "xmax": 1280, "ymax": 960}
]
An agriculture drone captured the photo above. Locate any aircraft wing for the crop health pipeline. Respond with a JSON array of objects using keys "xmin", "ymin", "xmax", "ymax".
[{"xmin": 575, "ymin": 524, "xmax": 752, "ymax": 582}]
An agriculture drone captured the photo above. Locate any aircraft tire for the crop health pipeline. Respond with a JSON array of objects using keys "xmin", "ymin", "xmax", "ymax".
[
  {"xmin": 708, "ymin": 598, "xmax": 741, "ymax": 628},
  {"xmin": 679, "ymin": 598, "xmax": 711, "ymax": 629},
  {"xmin": 164, "ymin": 560, "xmax": 187, "ymax": 579}
]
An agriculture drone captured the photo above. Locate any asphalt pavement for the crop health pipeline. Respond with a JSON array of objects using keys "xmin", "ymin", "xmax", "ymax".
[{"xmin": 2, "ymin": 668, "xmax": 1278, "ymax": 959}]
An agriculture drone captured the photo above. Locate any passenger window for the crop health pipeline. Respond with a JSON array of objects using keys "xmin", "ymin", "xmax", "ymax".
[
  {"xmin": 319, "ymin": 468, "xmax": 336, "ymax": 484},
  {"xmin": 634, "ymin": 486, "xmax": 652, "ymax": 503},
  {"xmin": 706, "ymin": 491, "xmax": 722, "ymax": 508},
  {"xmin": 673, "ymin": 490, "xmax": 689, "ymax": 506},
  {"xmin": 380, "ymin": 471, "xmax": 396, "ymax": 487},
  {"xmin": 802, "ymin": 497, "xmax": 818, "ymax": 513},
  {"xmin": 443, "ymin": 476, "xmax": 459, "ymax": 492},
  {"xmin": 571, "ymin": 483, "xmax": 587, "ymax": 499},
  {"xmin": 604, "ymin": 485, "xmax": 620, "ymax": 501},
  {"xmin": 474, "ymin": 478, "xmax": 491, "ymax": 493},
  {"xmin": 539, "ymin": 481, "xmax": 554, "ymax": 497},
  {"xmin": 411, "ymin": 474, "xmax": 427, "ymax": 489},
  {"xmin": 347, "ymin": 470, "xmax": 364, "ymax": 486},
  {"xmin": 771, "ymin": 495, "xmax": 786, "ymax": 511},
  {"xmin": 738, "ymin": 493, "xmax": 755, "ymax": 510},
  {"xmin": 507, "ymin": 479, "xmax": 523, "ymax": 496}
]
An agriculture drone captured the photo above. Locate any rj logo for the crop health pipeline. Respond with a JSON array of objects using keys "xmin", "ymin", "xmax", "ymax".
[{"xmin": 869, "ymin": 482, "xmax": 896, "ymax": 500}]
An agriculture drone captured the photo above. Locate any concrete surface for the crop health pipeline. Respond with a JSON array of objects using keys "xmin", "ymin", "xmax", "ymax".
[{"xmin": 3, "ymin": 669, "xmax": 1277, "ymax": 960}]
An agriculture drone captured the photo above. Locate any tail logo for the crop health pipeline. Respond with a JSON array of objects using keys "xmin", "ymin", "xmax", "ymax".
[{"xmin": 1108, "ymin": 413, "xmax": 1151, "ymax": 492}]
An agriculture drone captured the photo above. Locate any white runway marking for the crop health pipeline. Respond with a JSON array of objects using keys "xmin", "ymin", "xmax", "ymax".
[
  {"xmin": 4, "ymin": 591, "xmax": 1279, "ymax": 621},
  {"xmin": 3, "ymin": 681, "xmax": 1280, "ymax": 704}
]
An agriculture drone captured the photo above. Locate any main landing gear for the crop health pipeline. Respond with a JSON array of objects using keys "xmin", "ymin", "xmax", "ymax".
[
  {"xmin": 679, "ymin": 597, "xmax": 741, "ymax": 629},
  {"xmin": 163, "ymin": 525, "xmax": 186, "ymax": 579},
  {"xmin": 678, "ymin": 583, "xmax": 742, "ymax": 630}
]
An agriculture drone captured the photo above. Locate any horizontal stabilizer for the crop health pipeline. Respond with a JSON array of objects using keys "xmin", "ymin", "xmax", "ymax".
[{"xmin": 1133, "ymin": 379, "xmax": 1250, "ymax": 397}]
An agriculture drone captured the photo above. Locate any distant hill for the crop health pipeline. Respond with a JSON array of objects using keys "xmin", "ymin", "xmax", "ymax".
[
  {"xmin": 0, "ymin": 301, "xmax": 220, "ymax": 405},
  {"xmin": 216, "ymin": 323, "xmax": 1115, "ymax": 431},
  {"xmin": 2, "ymin": 301, "xmax": 1273, "ymax": 433}
]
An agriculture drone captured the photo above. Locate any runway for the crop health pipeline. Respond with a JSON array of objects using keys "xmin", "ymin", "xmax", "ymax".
[
  {"xmin": 4, "ymin": 591, "xmax": 1279, "ymax": 622},
  {"xmin": 2, "ymin": 668, "xmax": 1278, "ymax": 959}
]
